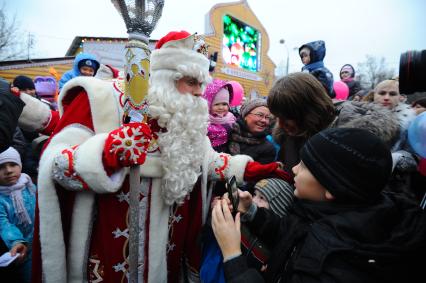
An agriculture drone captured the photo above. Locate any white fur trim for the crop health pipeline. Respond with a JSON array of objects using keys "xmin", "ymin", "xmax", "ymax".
[
  {"xmin": 18, "ymin": 92, "xmax": 51, "ymax": 131},
  {"xmin": 59, "ymin": 76, "xmax": 123, "ymax": 133},
  {"xmin": 202, "ymin": 138, "xmax": 252, "ymax": 223},
  {"xmin": 228, "ymin": 155, "xmax": 254, "ymax": 184},
  {"xmin": 204, "ymin": 136, "xmax": 253, "ymax": 184},
  {"xmin": 74, "ymin": 133, "xmax": 127, "ymax": 194},
  {"xmin": 139, "ymin": 156, "xmax": 164, "ymax": 178},
  {"xmin": 147, "ymin": 178, "xmax": 169, "ymax": 283},
  {"xmin": 393, "ymin": 103, "xmax": 416, "ymax": 132},
  {"xmin": 151, "ymin": 48, "xmax": 210, "ymax": 82},
  {"xmin": 67, "ymin": 191, "xmax": 95, "ymax": 283},
  {"xmin": 74, "ymin": 134, "xmax": 164, "ymax": 193},
  {"xmin": 38, "ymin": 125, "xmax": 94, "ymax": 282}
]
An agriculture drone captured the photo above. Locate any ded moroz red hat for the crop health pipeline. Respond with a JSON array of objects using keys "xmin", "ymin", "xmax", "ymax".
[{"xmin": 150, "ymin": 30, "xmax": 210, "ymax": 82}]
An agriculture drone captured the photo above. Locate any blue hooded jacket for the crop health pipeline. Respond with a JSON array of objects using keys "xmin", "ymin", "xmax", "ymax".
[
  {"xmin": 58, "ymin": 53, "xmax": 100, "ymax": 90},
  {"xmin": 299, "ymin": 40, "xmax": 334, "ymax": 97}
]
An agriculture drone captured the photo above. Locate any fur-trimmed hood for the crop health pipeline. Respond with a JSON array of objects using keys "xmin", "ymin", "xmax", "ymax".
[
  {"xmin": 202, "ymin": 79, "xmax": 233, "ymax": 111},
  {"xmin": 392, "ymin": 103, "xmax": 416, "ymax": 133},
  {"xmin": 334, "ymin": 101, "xmax": 400, "ymax": 148},
  {"xmin": 272, "ymin": 101, "xmax": 401, "ymax": 149}
]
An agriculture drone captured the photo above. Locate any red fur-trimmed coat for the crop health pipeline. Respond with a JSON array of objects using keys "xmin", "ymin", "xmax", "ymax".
[{"xmin": 19, "ymin": 77, "xmax": 252, "ymax": 283}]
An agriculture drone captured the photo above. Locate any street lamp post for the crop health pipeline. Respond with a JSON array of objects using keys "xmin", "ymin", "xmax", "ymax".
[{"xmin": 279, "ymin": 39, "xmax": 289, "ymax": 75}]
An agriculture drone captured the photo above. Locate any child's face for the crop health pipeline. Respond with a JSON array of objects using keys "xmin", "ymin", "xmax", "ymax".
[
  {"xmin": 252, "ymin": 190, "xmax": 270, "ymax": 209},
  {"xmin": 414, "ymin": 103, "xmax": 426, "ymax": 115},
  {"xmin": 292, "ymin": 161, "xmax": 329, "ymax": 201},
  {"xmin": 211, "ymin": 102, "xmax": 229, "ymax": 117},
  {"xmin": 299, "ymin": 48, "xmax": 311, "ymax": 65},
  {"xmin": 340, "ymin": 70, "xmax": 351, "ymax": 80},
  {"xmin": 80, "ymin": 66, "xmax": 96, "ymax": 77},
  {"xmin": 0, "ymin": 162, "xmax": 22, "ymax": 186}
]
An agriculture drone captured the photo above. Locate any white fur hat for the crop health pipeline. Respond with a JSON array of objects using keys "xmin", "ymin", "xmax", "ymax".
[
  {"xmin": 150, "ymin": 31, "xmax": 210, "ymax": 82},
  {"xmin": 0, "ymin": 147, "xmax": 22, "ymax": 167}
]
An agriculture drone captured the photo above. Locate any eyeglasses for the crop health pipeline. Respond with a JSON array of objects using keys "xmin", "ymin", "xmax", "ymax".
[{"xmin": 249, "ymin": 112, "xmax": 272, "ymax": 121}]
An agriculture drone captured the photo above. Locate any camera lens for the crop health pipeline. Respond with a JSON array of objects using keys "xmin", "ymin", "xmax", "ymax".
[{"xmin": 399, "ymin": 49, "xmax": 426, "ymax": 94}]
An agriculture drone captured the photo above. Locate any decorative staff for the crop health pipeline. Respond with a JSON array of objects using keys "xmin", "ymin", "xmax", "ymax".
[{"xmin": 110, "ymin": 1, "xmax": 164, "ymax": 282}]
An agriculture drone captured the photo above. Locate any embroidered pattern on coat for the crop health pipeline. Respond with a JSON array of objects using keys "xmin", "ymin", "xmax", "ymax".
[
  {"xmin": 209, "ymin": 153, "xmax": 231, "ymax": 181},
  {"xmin": 52, "ymin": 145, "xmax": 89, "ymax": 191}
]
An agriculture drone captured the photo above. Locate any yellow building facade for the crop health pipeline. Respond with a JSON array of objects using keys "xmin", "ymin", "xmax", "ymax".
[
  {"xmin": 204, "ymin": 1, "xmax": 276, "ymax": 99},
  {"xmin": 1, "ymin": 1, "xmax": 276, "ymax": 100}
]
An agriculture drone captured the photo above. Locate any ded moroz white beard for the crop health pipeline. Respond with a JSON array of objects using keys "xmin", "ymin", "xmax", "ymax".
[{"xmin": 146, "ymin": 70, "xmax": 209, "ymax": 205}]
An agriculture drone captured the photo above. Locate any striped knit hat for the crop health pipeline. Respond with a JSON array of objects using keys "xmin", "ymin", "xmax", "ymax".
[{"xmin": 254, "ymin": 178, "xmax": 294, "ymax": 217}]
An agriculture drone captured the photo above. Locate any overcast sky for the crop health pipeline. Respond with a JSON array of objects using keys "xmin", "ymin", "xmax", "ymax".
[{"xmin": 5, "ymin": 0, "xmax": 426, "ymax": 77}]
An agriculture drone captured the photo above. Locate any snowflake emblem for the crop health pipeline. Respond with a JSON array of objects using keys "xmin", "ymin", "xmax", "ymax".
[
  {"xmin": 113, "ymin": 261, "xmax": 127, "ymax": 273},
  {"xmin": 116, "ymin": 191, "xmax": 130, "ymax": 203},
  {"xmin": 110, "ymin": 124, "xmax": 151, "ymax": 164},
  {"xmin": 112, "ymin": 228, "xmax": 129, "ymax": 239}
]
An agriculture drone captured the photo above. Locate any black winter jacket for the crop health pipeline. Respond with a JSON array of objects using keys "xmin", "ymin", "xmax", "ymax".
[
  {"xmin": 224, "ymin": 193, "xmax": 426, "ymax": 283},
  {"xmin": 0, "ymin": 80, "xmax": 25, "ymax": 153}
]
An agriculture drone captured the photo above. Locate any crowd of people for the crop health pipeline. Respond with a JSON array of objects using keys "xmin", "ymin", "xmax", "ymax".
[{"xmin": 0, "ymin": 30, "xmax": 425, "ymax": 283}]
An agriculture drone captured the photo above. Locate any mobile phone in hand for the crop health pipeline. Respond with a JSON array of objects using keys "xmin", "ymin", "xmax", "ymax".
[{"xmin": 226, "ymin": 176, "xmax": 239, "ymax": 215}]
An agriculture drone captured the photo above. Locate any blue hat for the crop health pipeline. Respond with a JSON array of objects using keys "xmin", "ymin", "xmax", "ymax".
[{"xmin": 78, "ymin": 59, "xmax": 100, "ymax": 72}]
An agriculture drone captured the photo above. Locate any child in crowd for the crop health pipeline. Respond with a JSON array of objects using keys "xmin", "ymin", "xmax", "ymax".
[
  {"xmin": 0, "ymin": 78, "xmax": 25, "ymax": 154},
  {"xmin": 201, "ymin": 177, "xmax": 294, "ymax": 283},
  {"xmin": 0, "ymin": 147, "xmax": 36, "ymax": 283},
  {"xmin": 58, "ymin": 52, "xmax": 100, "ymax": 90},
  {"xmin": 299, "ymin": 40, "xmax": 334, "ymax": 97},
  {"xmin": 11, "ymin": 76, "xmax": 36, "ymax": 98},
  {"xmin": 202, "ymin": 79, "xmax": 236, "ymax": 152},
  {"xmin": 212, "ymin": 128, "xmax": 426, "ymax": 283},
  {"xmin": 412, "ymin": 97, "xmax": 426, "ymax": 115},
  {"xmin": 10, "ymin": 75, "xmax": 45, "ymax": 182},
  {"xmin": 339, "ymin": 64, "xmax": 362, "ymax": 99}
]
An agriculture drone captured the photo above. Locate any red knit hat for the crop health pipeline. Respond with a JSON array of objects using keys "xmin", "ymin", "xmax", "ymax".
[{"xmin": 151, "ymin": 30, "xmax": 210, "ymax": 82}]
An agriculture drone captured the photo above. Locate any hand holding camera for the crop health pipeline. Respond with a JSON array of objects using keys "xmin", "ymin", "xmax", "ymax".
[
  {"xmin": 211, "ymin": 198, "xmax": 242, "ymax": 261},
  {"xmin": 224, "ymin": 176, "xmax": 253, "ymax": 215}
]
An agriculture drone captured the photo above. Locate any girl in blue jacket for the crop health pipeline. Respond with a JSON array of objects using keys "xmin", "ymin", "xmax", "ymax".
[{"xmin": 0, "ymin": 147, "xmax": 36, "ymax": 283}]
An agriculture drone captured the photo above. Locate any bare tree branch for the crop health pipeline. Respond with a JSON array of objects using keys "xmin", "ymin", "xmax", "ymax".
[
  {"xmin": 356, "ymin": 55, "xmax": 395, "ymax": 90},
  {"xmin": 0, "ymin": 3, "xmax": 28, "ymax": 61}
]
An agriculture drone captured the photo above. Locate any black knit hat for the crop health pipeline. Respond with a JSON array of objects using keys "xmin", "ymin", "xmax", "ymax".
[
  {"xmin": 13, "ymin": 75, "xmax": 35, "ymax": 90},
  {"xmin": 254, "ymin": 178, "xmax": 294, "ymax": 217},
  {"xmin": 300, "ymin": 128, "xmax": 392, "ymax": 204}
]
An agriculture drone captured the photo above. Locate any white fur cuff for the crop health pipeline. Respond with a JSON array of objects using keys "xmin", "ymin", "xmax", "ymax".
[
  {"xmin": 18, "ymin": 92, "xmax": 51, "ymax": 131},
  {"xmin": 74, "ymin": 133, "xmax": 127, "ymax": 194},
  {"xmin": 228, "ymin": 155, "xmax": 253, "ymax": 184}
]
